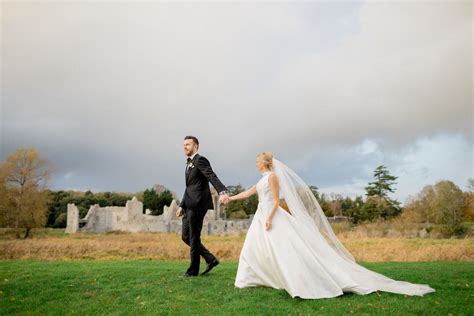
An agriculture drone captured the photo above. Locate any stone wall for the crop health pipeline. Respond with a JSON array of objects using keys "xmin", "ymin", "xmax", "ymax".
[
  {"xmin": 65, "ymin": 196, "xmax": 252, "ymax": 235},
  {"xmin": 65, "ymin": 204, "xmax": 79, "ymax": 233}
]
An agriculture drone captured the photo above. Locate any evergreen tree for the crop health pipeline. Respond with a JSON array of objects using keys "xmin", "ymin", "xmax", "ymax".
[
  {"xmin": 365, "ymin": 165, "xmax": 398, "ymax": 198},
  {"xmin": 363, "ymin": 165, "xmax": 401, "ymax": 220}
]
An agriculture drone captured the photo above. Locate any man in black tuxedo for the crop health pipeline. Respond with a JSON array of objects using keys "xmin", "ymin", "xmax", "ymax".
[{"xmin": 176, "ymin": 135, "xmax": 230, "ymax": 277}]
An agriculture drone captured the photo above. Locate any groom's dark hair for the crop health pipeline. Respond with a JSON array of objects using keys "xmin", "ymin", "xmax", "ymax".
[{"xmin": 184, "ymin": 135, "xmax": 199, "ymax": 148}]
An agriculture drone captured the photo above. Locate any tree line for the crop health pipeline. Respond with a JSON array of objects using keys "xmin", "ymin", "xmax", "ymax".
[{"xmin": 1, "ymin": 148, "xmax": 472, "ymax": 238}]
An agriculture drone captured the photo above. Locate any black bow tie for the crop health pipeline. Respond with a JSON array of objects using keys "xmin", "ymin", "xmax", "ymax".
[{"xmin": 187, "ymin": 158, "xmax": 192, "ymax": 163}]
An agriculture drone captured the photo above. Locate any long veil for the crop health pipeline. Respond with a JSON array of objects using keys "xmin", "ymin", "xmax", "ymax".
[{"xmin": 272, "ymin": 158, "xmax": 356, "ymax": 263}]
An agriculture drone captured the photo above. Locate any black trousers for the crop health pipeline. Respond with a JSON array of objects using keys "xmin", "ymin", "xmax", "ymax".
[{"xmin": 181, "ymin": 209, "xmax": 217, "ymax": 275}]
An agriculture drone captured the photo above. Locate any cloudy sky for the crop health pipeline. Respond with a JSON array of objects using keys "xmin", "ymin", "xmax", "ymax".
[{"xmin": 1, "ymin": 1, "xmax": 472, "ymax": 205}]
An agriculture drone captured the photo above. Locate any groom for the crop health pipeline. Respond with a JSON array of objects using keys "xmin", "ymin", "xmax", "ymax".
[{"xmin": 176, "ymin": 135, "xmax": 230, "ymax": 277}]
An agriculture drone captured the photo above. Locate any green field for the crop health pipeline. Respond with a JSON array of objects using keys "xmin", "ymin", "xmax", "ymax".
[{"xmin": 0, "ymin": 260, "xmax": 472, "ymax": 315}]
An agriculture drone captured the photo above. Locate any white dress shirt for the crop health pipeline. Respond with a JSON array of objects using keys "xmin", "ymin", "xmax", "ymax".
[{"xmin": 186, "ymin": 152, "xmax": 198, "ymax": 172}]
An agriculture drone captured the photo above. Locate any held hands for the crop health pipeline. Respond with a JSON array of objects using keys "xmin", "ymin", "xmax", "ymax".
[
  {"xmin": 176, "ymin": 207, "xmax": 184, "ymax": 217},
  {"xmin": 219, "ymin": 193, "xmax": 231, "ymax": 205}
]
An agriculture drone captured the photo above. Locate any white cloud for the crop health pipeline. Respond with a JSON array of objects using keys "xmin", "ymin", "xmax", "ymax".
[
  {"xmin": 63, "ymin": 171, "xmax": 74, "ymax": 180},
  {"xmin": 356, "ymin": 139, "xmax": 379, "ymax": 155},
  {"xmin": 313, "ymin": 133, "xmax": 473, "ymax": 205},
  {"xmin": 393, "ymin": 133, "xmax": 473, "ymax": 203}
]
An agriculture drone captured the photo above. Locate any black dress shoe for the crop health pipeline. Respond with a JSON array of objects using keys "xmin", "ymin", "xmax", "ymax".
[{"xmin": 201, "ymin": 259, "xmax": 219, "ymax": 276}]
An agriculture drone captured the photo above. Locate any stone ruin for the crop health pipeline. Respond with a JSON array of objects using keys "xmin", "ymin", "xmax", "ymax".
[{"xmin": 65, "ymin": 187, "xmax": 253, "ymax": 235}]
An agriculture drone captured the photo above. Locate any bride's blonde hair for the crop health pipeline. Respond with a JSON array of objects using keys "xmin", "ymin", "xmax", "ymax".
[{"xmin": 256, "ymin": 152, "xmax": 274, "ymax": 170}]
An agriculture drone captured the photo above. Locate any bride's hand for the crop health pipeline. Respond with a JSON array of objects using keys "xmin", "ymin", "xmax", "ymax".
[
  {"xmin": 225, "ymin": 196, "xmax": 233, "ymax": 204},
  {"xmin": 265, "ymin": 217, "xmax": 272, "ymax": 231}
]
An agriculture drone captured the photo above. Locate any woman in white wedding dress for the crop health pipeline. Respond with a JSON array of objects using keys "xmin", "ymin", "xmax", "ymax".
[{"xmin": 228, "ymin": 152, "xmax": 435, "ymax": 299}]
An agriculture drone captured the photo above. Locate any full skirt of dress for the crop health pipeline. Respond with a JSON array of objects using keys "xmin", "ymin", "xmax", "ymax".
[{"xmin": 234, "ymin": 201, "xmax": 435, "ymax": 299}]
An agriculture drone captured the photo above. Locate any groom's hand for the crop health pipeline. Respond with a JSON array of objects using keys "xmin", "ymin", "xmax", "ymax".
[
  {"xmin": 219, "ymin": 193, "xmax": 230, "ymax": 205},
  {"xmin": 176, "ymin": 207, "xmax": 184, "ymax": 217}
]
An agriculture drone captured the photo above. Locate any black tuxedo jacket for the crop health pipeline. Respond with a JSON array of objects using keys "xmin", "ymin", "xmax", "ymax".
[{"xmin": 179, "ymin": 154, "xmax": 227, "ymax": 211}]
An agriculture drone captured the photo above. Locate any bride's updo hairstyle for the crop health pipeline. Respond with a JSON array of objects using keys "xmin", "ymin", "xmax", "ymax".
[{"xmin": 257, "ymin": 152, "xmax": 274, "ymax": 171}]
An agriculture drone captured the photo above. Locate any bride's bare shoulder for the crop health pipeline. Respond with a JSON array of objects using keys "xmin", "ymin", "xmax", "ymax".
[{"xmin": 268, "ymin": 172, "xmax": 279, "ymax": 184}]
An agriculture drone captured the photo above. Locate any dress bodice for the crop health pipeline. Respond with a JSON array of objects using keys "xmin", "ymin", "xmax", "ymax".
[{"xmin": 256, "ymin": 171, "xmax": 274, "ymax": 204}]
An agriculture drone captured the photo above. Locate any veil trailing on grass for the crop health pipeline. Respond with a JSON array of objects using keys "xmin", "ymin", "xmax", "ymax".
[{"xmin": 272, "ymin": 158, "xmax": 356, "ymax": 263}]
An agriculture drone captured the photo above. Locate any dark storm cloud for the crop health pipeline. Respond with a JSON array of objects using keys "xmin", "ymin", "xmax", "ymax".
[{"xmin": 1, "ymin": 1, "xmax": 472, "ymax": 203}]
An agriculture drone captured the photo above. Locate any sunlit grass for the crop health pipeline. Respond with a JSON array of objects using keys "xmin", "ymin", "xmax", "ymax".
[{"xmin": 0, "ymin": 260, "xmax": 472, "ymax": 315}]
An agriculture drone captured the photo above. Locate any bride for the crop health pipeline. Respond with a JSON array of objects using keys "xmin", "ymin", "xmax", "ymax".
[{"xmin": 227, "ymin": 152, "xmax": 435, "ymax": 299}]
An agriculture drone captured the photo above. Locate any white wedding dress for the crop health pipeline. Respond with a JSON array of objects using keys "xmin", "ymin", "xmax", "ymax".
[{"xmin": 234, "ymin": 163, "xmax": 435, "ymax": 299}]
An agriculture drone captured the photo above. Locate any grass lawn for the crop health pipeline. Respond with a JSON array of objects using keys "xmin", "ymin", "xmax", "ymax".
[{"xmin": 0, "ymin": 260, "xmax": 472, "ymax": 315}]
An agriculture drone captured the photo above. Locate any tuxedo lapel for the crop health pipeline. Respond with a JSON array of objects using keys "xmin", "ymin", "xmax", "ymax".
[
  {"xmin": 185, "ymin": 154, "xmax": 199, "ymax": 185},
  {"xmin": 185, "ymin": 162, "xmax": 190, "ymax": 184},
  {"xmin": 185, "ymin": 164, "xmax": 189, "ymax": 183}
]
